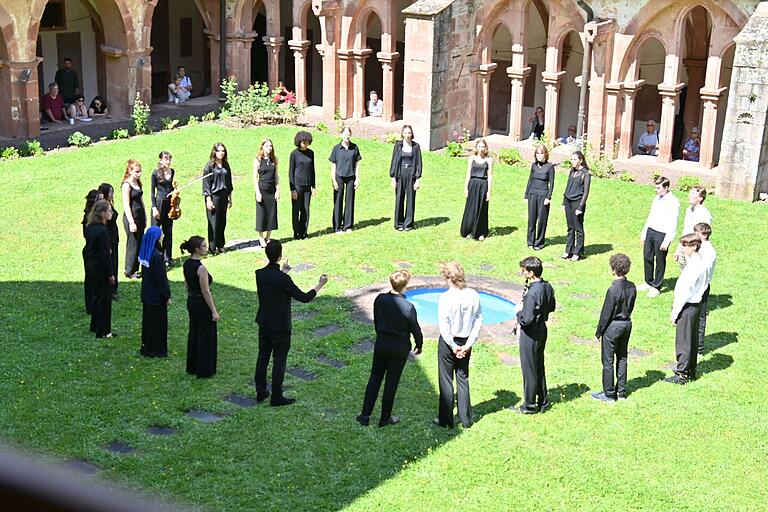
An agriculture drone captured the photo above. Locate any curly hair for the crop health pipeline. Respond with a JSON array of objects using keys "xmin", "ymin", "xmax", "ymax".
[
  {"xmin": 294, "ymin": 130, "xmax": 313, "ymax": 148},
  {"xmin": 609, "ymin": 253, "xmax": 631, "ymax": 277},
  {"xmin": 440, "ymin": 261, "xmax": 467, "ymax": 289}
]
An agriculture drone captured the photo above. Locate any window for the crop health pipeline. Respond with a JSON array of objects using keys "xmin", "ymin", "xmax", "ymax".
[{"xmin": 40, "ymin": 0, "xmax": 66, "ymax": 31}]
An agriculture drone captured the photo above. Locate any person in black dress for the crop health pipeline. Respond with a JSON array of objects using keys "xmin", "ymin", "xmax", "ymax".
[
  {"xmin": 528, "ymin": 106, "xmax": 545, "ymax": 140},
  {"xmin": 389, "ymin": 125, "xmax": 423, "ymax": 231},
  {"xmin": 255, "ymin": 240, "xmax": 328, "ymax": 405},
  {"xmin": 329, "ymin": 126, "xmax": 361, "ymax": 233},
  {"xmin": 121, "ymin": 160, "xmax": 146, "ymax": 279},
  {"xmin": 357, "ymin": 270, "xmax": 423, "ymax": 427},
  {"xmin": 562, "ymin": 150, "xmax": 591, "ymax": 261},
  {"xmin": 82, "ymin": 189, "xmax": 103, "ymax": 314},
  {"xmin": 151, "ymin": 151, "xmax": 176, "ymax": 265},
  {"xmin": 460, "ymin": 138, "xmax": 493, "ymax": 240},
  {"xmin": 511, "ymin": 256, "xmax": 556, "ymax": 414},
  {"xmin": 202, "ymin": 143, "xmax": 234, "ymax": 255},
  {"xmin": 289, "ymin": 131, "xmax": 316, "ymax": 239},
  {"xmin": 254, "ymin": 138, "xmax": 280, "ymax": 248},
  {"xmin": 181, "ymin": 236, "xmax": 220, "ymax": 378},
  {"xmin": 84, "ymin": 200, "xmax": 117, "ymax": 338},
  {"xmin": 524, "ymin": 145, "xmax": 555, "ymax": 250},
  {"xmin": 139, "ymin": 226, "xmax": 171, "ymax": 357},
  {"xmin": 99, "ymin": 183, "xmax": 120, "ymax": 300}
]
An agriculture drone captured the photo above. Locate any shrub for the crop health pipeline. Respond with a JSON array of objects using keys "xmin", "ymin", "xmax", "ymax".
[
  {"xmin": 334, "ymin": 108, "xmax": 344, "ymax": 133},
  {"xmin": 384, "ymin": 133, "xmax": 399, "ymax": 144},
  {"xmin": 111, "ymin": 128, "xmax": 129, "ymax": 140},
  {"xmin": 19, "ymin": 139, "xmax": 43, "ymax": 157},
  {"xmin": 619, "ymin": 171, "xmax": 636, "ymax": 182},
  {"xmin": 316, "ymin": 122, "xmax": 329, "ymax": 133},
  {"xmin": 445, "ymin": 141, "xmax": 464, "ymax": 158},
  {"xmin": 532, "ymin": 133, "xmax": 554, "ymax": 153},
  {"xmin": 650, "ymin": 169, "xmax": 662, "ymax": 181},
  {"xmin": 202, "ymin": 111, "xmax": 217, "ymax": 122},
  {"xmin": 187, "ymin": 115, "xmax": 199, "ymax": 126},
  {"xmin": 132, "ymin": 94, "xmax": 151, "ymax": 135},
  {"xmin": 219, "ymin": 78, "xmax": 304, "ymax": 126},
  {"xmin": 445, "ymin": 128, "xmax": 472, "ymax": 157},
  {"xmin": 1, "ymin": 146, "xmax": 20, "ymax": 160},
  {"xmin": 161, "ymin": 117, "xmax": 180, "ymax": 130},
  {"xmin": 677, "ymin": 175, "xmax": 702, "ymax": 192},
  {"xmin": 67, "ymin": 131, "xmax": 92, "ymax": 147},
  {"xmin": 498, "ymin": 148, "xmax": 523, "ymax": 166}
]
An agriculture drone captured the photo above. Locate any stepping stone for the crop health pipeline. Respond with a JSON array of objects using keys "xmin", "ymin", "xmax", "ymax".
[
  {"xmin": 147, "ymin": 425, "xmax": 177, "ymax": 436},
  {"xmin": 408, "ymin": 351, "xmax": 419, "ymax": 362},
  {"xmin": 662, "ymin": 361, "xmax": 677, "ymax": 371},
  {"xmin": 294, "ymin": 310, "xmax": 318, "ymax": 321},
  {"xmin": 65, "ymin": 459, "xmax": 100, "ymax": 475},
  {"xmin": 105, "ymin": 441, "xmax": 135, "ymax": 455},
  {"xmin": 496, "ymin": 352, "xmax": 520, "ymax": 366},
  {"xmin": 186, "ymin": 410, "xmax": 227, "ymax": 423},
  {"xmin": 629, "ymin": 347, "xmax": 651, "ymax": 358},
  {"xmin": 321, "ymin": 408, "xmax": 339, "ymax": 416},
  {"xmin": 480, "ymin": 263, "xmax": 496, "ymax": 272},
  {"xmin": 316, "ymin": 355, "xmax": 346, "ymax": 368},
  {"xmin": 314, "ymin": 324, "xmax": 342, "ymax": 337},
  {"xmin": 350, "ymin": 340, "xmax": 375, "ymax": 354},
  {"xmin": 360, "ymin": 265, "xmax": 376, "ymax": 274},
  {"xmin": 224, "ymin": 239, "xmax": 263, "ymax": 252},
  {"xmin": 571, "ymin": 293, "xmax": 594, "ymax": 300},
  {"xmin": 286, "ymin": 367, "xmax": 317, "ymax": 381},
  {"xmin": 224, "ymin": 393, "xmax": 258, "ymax": 407},
  {"xmin": 291, "ymin": 263, "xmax": 315, "ymax": 273},
  {"xmin": 571, "ymin": 335, "xmax": 599, "ymax": 346},
  {"xmin": 542, "ymin": 262, "xmax": 558, "ymax": 269},
  {"xmin": 394, "ymin": 261, "xmax": 413, "ymax": 269}
]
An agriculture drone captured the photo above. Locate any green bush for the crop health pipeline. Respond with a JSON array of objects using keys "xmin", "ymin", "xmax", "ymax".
[
  {"xmin": 445, "ymin": 141, "xmax": 464, "ymax": 158},
  {"xmin": 588, "ymin": 154, "xmax": 616, "ymax": 179},
  {"xmin": 619, "ymin": 171, "xmax": 636, "ymax": 182},
  {"xmin": 1, "ymin": 146, "xmax": 20, "ymax": 160},
  {"xmin": 219, "ymin": 78, "xmax": 304, "ymax": 126},
  {"xmin": 498, "ymin": 148, "xmax": 523, "ymax": 166},
  {"xmin": 132, "ymin": 94, "xmax": 151, "ymax": 135},
  {"xmin": 677, "ymin": 175, "xmax": 702, "ymax": 192},
  {"xmin": 202, "ymin": 111, "xmax": 217, "ymax": 122},
  {"xmin": 650, "ymin": 169, "xmax": 662, "ymax": 181},
  {"xmin": 111, "ymin": 128, "xmax": 129, "ymax": 140},
  {"xmin": 67, "ymin": 131, "xmax": 92, "ymax": 148},
  {"xmin": 161, "ymin": 117, "xmax": 180, "ymax": 130},
  {"xmin": 316, "ymin": 122, "xmax": 329, "ymax": 133},
  {"xmin": 187, "ymin": 115, "xmax": 199, "ymax": 126},
  {"xmin": 384, "ymin": 133, "xmax": 399, "ymax": 144},
  {"xmin": 19, "ymin": 140, "xmax": 43, "ymax": 157}
]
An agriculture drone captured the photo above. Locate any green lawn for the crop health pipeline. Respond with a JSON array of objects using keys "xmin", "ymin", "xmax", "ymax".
[{"xmin": 0, "ymin": 124, "xmax": 766, "ymax": 511}]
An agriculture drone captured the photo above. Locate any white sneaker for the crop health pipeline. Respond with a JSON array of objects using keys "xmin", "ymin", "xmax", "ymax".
[
  {"xmin": 637, "ymin": 283, "xmax": 651, "ymax": 292},
  {"xmin": 647, "ymin": 288, "xmax": 660, "ymax": 298}
]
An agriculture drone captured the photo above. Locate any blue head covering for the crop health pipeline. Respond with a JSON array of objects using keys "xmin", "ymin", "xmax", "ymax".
[{"xmin": 139, "ymin": 226, "xmax": 163, "ymax": 268}]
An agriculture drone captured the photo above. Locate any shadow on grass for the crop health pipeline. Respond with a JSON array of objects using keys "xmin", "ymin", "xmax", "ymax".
[
  {"xmin": 546, "ymin": 235, "xmax": 568, "ymax": 245},
  {"xmin": 703, "ymin": 331, "xmax": 738, "ymax": 354},
  {"xmin": 473, "ymin": 390, "xmax": 520, "ymax": 422},
  {"xmin": 308, "ymin": 216, "xmax": 389, "ymax": 238},
  {"xmin": 626, "ymin": 370, "xmax": 666, "ymax": 396},
  {"xmin": 548, "ymin": 382, "xmax": 590, "ymax": 406},
  {"xmin": 488, "ymin": 226, "xmax": 518, "ymax": 237},
  {"xmin": 697, "ymin": 353, "xmax": 734, "ymax": 378},
  {"xmin": 584, "ymin": 243, "xmax": 613, "ymax": 257},
  {"xmin": 413, "ymin": 216, "xmax": 450, "ymax": 229},
  {"xmin": 708, "ymin": 294, "xmax": 733, "ymax": 312}
]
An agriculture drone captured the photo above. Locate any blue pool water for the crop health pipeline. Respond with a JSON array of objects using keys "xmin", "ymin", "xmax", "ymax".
[{"xmin": 404, "ymin": 288, "xmax": 517, "ymax": 325}]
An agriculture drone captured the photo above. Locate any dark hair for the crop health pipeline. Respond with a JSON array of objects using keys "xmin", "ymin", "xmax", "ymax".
[
  {"xmin": 87, "ymin": 200, "xmax": 111, "ymax": 226},
  {"xmin": 680, "ymin": 233, "xmax": 701, "ymax": 251},
  {"xmin": 159, "ymin": 150, "xmax": 172, "ymax": 160},
  {"xmin": 97, "ymin": 183, "xmax": 114, "ymax": 204},
  {"xmin": 74, "ymin": 94, "xmax": 85, "ymax": 102},
  {"xmin": 693, "ymin": 222, "xmax": 712, "ymax": 239},
  {"xmin": 401, "ymin": 124, "xmax": 414, "ymax": 141},
  {"xmin": 609, "ymin": 253, "xmax": 631, "ymax": 277},
  {"xmin": 294, "ymin": 131, "xmax": 313, "ymax": 147},
  {"xmin": 180, "ymin": 236, "xmax": 205, "ymax": 255},
  {"xmin": 209, "ymin": 142, "xmax": 228, "ymax": 165},
  {"xmin": 177, "ymin": 65, "xmax": 185, "ymax": 71},
  {"xmin": 571, "ymin": 150, "xmax": 588, "ymax": 170},
  {"xmin": 691, "ymin": 186, "xmax": 707, "ymax": 203},
  {"xmin": 84, "ymin": 189, "xmax": 102, "ymax": 214},
  {"xmin": 63, "ymin": 57, "xmax": 72, "ymax": 63},
  {"xmin": 265, "ymin": 240, "xmax": 283, "ymax": 263},
  {"xmin": 654, "ymin": 176, "xmax": 670, "ymax": 189},
  {"xmin": 89, "ymin": 96, "xmax": 107, "ymax": 111},
  {"xmin": 519, "ymin": 256, "xmax": 544, "ymax": 278}
]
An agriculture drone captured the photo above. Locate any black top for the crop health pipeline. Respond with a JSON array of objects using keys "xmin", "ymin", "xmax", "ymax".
[
  {"xmin": 373, "ymin": 292, "xmax": 424, "ymax": 350},
  {"xmin": 202, "ymin": 161, "xmax": 234, "ymax": 197},
  {"xmin": 151, "ymin": 167, "xmax": 175, "ymax": 211},
  {"xmin": 125, "ymin": 184, "xmax": 146, "ymax": 223},
  {"xmin": 106, "ymin": 205, "xmax": 119, "ymax": 246},
  {"xmin": 183, "ymin": 259, "xmax": 212, "ymax": 297},
  {"xmin": 563, "ymin": 168, "xmax": 591, "ymax": 209},
  {"xmin": 256, "ymin": 157, "xmax": 277, "ymax": 188},
  {"xmin": 595, "ymin": 278, "xmax": 636, "ymax": 338},
  {"xmin": 388, "ymin": 141, "xmax": 423, "ymax": 179},
  {"xmin": 469, "ymin": 159, "xmax": 489, "ymax": 179},
  {"xmin": 141, "ymin": 248, "xmax": 171, "ymax": 306},
  {"xmin": 329, "ymin": 142, "xmax": 362, "ymax": 178},
  {"xmin": 84, "ymin": 223, "xmax": 114, "ymax": 278},
  {"xmin": 255, "ymin": 262, "xmax": 317, "ymax": 331},
  {"xmin": 81, "ymin": 214, "xmax": 88, "ymax": 239},
  {"xmin": 289, "ymin": 148, "xmax": 315, "ymax": 190},
  {"xmin": 516, "ymin": 280, "xmax": 556, "ymax": 330},
  {"xmin": 90, "ymin": 102, "xmax": 107, "ymax": 114},
  {"xmin": 524, "ymin": 162, "xmax": 555, "ymax": 199},
  {"xmin": 54, "ymin": 68, "xmax": 79, "ymax": 101}
]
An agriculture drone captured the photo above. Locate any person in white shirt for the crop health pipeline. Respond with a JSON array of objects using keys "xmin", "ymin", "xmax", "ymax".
[
  {"xmin": 674, "ymin": 186, "xmax": 712, "ymax": 268},
  {"xmin": 367, "ymin": 90, "xmax": 383, "ymax": 117},
  {"xmin": 694, "ymin": 222, "xmax": 716, "ymax": 356},
  {"xmin": 177, "ymin": 66, "xmax": 193, "ymax": 94},
  {"xmin": 168, "ymin": 76, "xmax": 191, "ymax": 103},
  {"xmin": 666, "ymin": 233, "xmax": 708, "ymax": 385},
  {"xmin": 639, "ymin": 176, "xmax": 680, "ymax": 298},
  {"xmin": 637, "ymin": 120, "xmax": 659, "ymax": 156},
  {"xmin": 435, "ymin": 261, "xmax": 482, "ymax": 428}
]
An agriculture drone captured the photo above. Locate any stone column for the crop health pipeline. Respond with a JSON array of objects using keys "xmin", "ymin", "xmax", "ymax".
[
  {"xmin": 225, "ymin": 33, "xmax": 257, "ymax": 88},
  {"xmin": 698, "ymin": 87, "xmax": 727, "ymax": 168},
  {"xmin": 263, "ymin": 36, "xmax": 284, "ymax": 90},
  {"xmin": 476, "ymin": 63, "xmax": 497, "ymax": 136},
  {"xmin": 288, "ymin": 40, "xmax": 311, "ymax": 105},
  {"xmin": 101, "ymin": 45, "xmax": 130, "ymax": 117},
  {"xmin": 656, "ymin": 82, "xmax": 685, "ymax": 163},
  {"xmin": 506, "ymin": 66, "xmax": 531, "ymax": 141},
  {"xmin": 603, "ymin": 81, "xmax": 622, "ymax": 156},
  {"xmin": 541, "ymin": 71, "xmax": 566, "ymax": 140},
  {"xmin": 337, "ymin": 49, "xmax": 354, "ymax": 118},
  {"xmin": 682, "ymin": 58, "xmax": 707, "ymax": 134},
  {"xmin": 1, "ymin": 60, "xmax": 41, "ymax": 139},
  {"xmin": 617, "ymin": 80, "xmax": 644, "ymax": 159},
  {"xmin": 377, "ymin": 51, "xmax": 400, "ymax": 122},
  {"xmin": 584, "ymin": 20, "xmax": 616, "ymax": 151},
  {"xmin": 351, "ymin": 48, "xmax": 372, "ymax": 119},
  {"xmin": 206, "ymin": 32, "xmax": 222, "ymax": 95}
]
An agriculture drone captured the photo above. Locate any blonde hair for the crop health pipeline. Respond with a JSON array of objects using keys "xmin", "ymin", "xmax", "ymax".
[
  {"xmin": 440, "ymin": 261, "xmax": 467, "ymax": 289},
  {"xmin": 389, "ymin": 270, "xmax": 411, "ymax": 292}
]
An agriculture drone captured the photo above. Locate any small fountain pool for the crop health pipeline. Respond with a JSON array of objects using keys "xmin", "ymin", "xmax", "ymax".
[{"xmin": 405, "ymin": 288, "xmax": 517, "ymax": 325}]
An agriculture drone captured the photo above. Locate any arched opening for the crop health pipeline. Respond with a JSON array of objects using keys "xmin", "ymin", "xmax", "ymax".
[
  {"xmin": 393, "ymin": 0, "xmax": 413, "ymax": 118},
  {"xmin": 251, "ymin": 3, "xmax": 269, "ymax": 85},
  {"xmin": 713, "ymin": 43, "xmax": 735, "ymax": 165},
  {"xmin": 556, "ymin": 30, "xmax": 583, "ymax": 140},
  {"xmin": 363, "ymin": 11, "xmax": 383, "ymax": 117},
  {"xmin": 488, "ymin": 23, "xmax": 512, "ymax": 133},
  {"xmin": 523, "ymin": 0, "xmax": 548, "ymax": 138},
  {"xmin": 149, "ymin": 0, "xmax": 211, "ymax": 104},
  {"xmin": 280, "ymin": 0, "xmax": 293, "ymax": 91},
  {"xmin": 306, "ymin": 10, "xmax": 323, "ymax": 107},
  {"xmin": 632, "ymin": 37, "xmax": 665, "ymax": 154}
]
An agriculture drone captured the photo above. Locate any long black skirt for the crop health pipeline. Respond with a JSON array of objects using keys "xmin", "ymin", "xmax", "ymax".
[
  {"xmin": 87, "ymin": 266, "xmax": 112, "ymax": 337},
  {"xmin": 186, "ymin": 296, "xmax": 217, "ymax": 378},
  {"xmin": 256, "ymin": 184, "xmax": 278, "ymax": 232},
  {"xmin": 140, "ymin": 302, "xmax": 168, "ymax": 357},
  {"xmin": 460, "ymin": 177, "xmax": 489, "ymax": 238}
]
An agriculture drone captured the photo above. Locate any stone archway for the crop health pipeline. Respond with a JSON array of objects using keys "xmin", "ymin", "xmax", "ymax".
[{"xmin": 0, "ymin": 6, "xmax": 15, "ymax": 138}]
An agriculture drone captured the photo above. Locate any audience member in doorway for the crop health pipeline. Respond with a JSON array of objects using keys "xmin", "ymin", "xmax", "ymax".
[
  {"xmin": 88, "ymin": 96, "xmax": 109, "ymax": 117},
  {"xmin": 637, "ymin": 120, "xmax": 659, "ymax": 156},
  {"xmin": 168, "ymin": 76, "xmax": 191, "ymax": 104},
  {"xmin": 55, "ymin": 57, "xmax": 80, "ymax": 105},
  {"xmin": 368, "ymin": 90, "xmax": 383, "ymax": 117},
  {"xmin": 528, "ymin": 106, "xmax": 545, "ymax": 140},
  {"xmin": 43, "ymin": 83, "xmax": 67, "ymax": 123},
  {"xmin": 177, "ymin": 66, "xmax": 193, "ymax": 96},
  {"xmin": 682, "ymin": 127, "xmax": 701, "ymax": 162},
  {"xmin": 68, "ymin": 95, "xmax": 89, "ymax": 120},
  {"xmin": 556, "ymin": 124, "xmax": 578, "ymax": 146}
]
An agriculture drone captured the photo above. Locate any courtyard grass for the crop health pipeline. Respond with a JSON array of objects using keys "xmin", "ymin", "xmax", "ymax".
[{"xmin": 0, "ymin": 124, "xmax": 766, "ymax": 511}]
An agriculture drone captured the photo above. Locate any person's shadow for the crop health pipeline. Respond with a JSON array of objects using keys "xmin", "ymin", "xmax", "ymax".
[
  {"xmin": 625, "ymin": 370, "xmax": 666, "ymax": 396},
  {"xmin": 708, "ymin": 294, "xmax": 733, "ymax": 312},
  {"xmin": 703, "ymin": 331, "xmax": 738, "ymax": 354},
  {"xmin": 547, "ymin": 382, "xmax": 590, "ymax": 406},
  {"xmin": 413, "ymin": 216, "xmax": 449, "ymax": 229},
  {"xmin": 308, "ymin": 216, "xmax": 389, "ymax": 238},
  {"xmin": 697, "ymin": 353, "xmax": 734, "ymax": 378},
  {"xmin": 488, "ymin": 226, "xmax": 517, "ymax": 237},
  {"xmin": 473, "ymin": 390, "xmax": 520, "ymax": 422}
]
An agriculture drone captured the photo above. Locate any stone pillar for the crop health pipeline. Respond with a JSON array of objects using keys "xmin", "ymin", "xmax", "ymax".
[
  {"xmin": 402, "ymin": 14, "xmax": 435, "ymax": 147},
  {"xmin": 698, "ymin": 87, "xmax": 726, "ymax": 168},
  {"xmin": 617, "ymin": 80, "xmax": 644, "ymax": 159},
  {"xmin": 682, "ymin": 58, "xmax": 707, "ymax": 133},
  {"xmin": 224, "ymin": 33, "xmax": 257, "ymax": 88},
  {"xmin": 101, "ymin": 45, "xmax": 130, "ymax": 117},
  {"xmin": 206, "ymin": 32, "xmax": 222, "ymax": 95},
  {"xmin": 263, "ymin": 36, "xmax": 284, "ymax": 90},
  {"xmin": 656, "ymin": 82, "xmax": 685, "ymax": 163},
  {"xmin": 541, "ymin": 71, "xmax": 566, "ymax": 140},
  {"xmin": 377, "ymin": 51, "xmax": 400, "ymax": 122},
  {"xmin": 476, "ymin": 63, "xmax": 497, "ymax": 137},
  {"xmin": 584, "ymin": 20, "xmax": 616, "ymax": 151},
  {"xmin": 337, "ymin": 48, "xmax": 355, "ymax": 118},
  {"xmin": 0, "ymin": 60, "xmax": 41, "ymax": 139},
  {"xmin": 288, "ymin": 39, "xmax": 311, "ymax": 105},
  {"xmin": 603, "ymin": 81, "xmax": 622, "ymax": 156},
  {"xmin": 507, "ymin": 66, "xmax": 531, "ymax": 141},
  {"xmin": 351, "ymin": 48, "xmax": 372, "ymax": 118}
]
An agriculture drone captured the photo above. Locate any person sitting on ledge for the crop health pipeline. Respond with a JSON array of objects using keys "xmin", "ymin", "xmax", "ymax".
[
  {"xmin": 637, "ymin": 120, "xmax": 659, "ymax": 156},
  {"xmin": 168, "ymin": 76, "xmax": 190, "ymax": 104},
  {"xmin": 556, "ymin": 124, "xmax": 578, "ymax": 146},
  {"xmin": 43, "ymin": 82, "xmax": 67, "ymax": 123},
  {"xmin": 367, "ymin": 90, "xmax": 383, "ymax": 117},
  {"xmin": 68, "ymin": 95, "xmax": 89, "ymax": 120},
  {"xmin": 88, "ymin": 96, "xmax": 109, "ymax": 117},
  {"xmin": 682, "ymin": 127, "xmax": 701, "ymax": 162}
]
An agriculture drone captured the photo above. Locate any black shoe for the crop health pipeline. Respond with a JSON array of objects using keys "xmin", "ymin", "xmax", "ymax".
[
  {"xmin": 663, "ymin": 375, "xmax": 687, "ymax": 385},
  {"xmin": 590, "ymin": 392, "xmax": 616, "ymax": 403},
  {"xmin": 356, "ymin": 414, "xmax": 370, "ymax": 427},
  {"xmin": 270, "ymin": 396, "xmax": 296, "ymax": 406},
  {"xmin": 508, "ymin": 405, "xmax": 536, "ymax": 414},
  {"xmin": 539, "ymin": 401, "xmax": 553, "ymax": 413},
  {"xmin": 255, "ymin": 391, "xmax": 270, "ymax": 403},
  {"xmin": 432, "ymin": 418, "xmax": 452, "ymax": 428},
  {"xmin": 378, "ymin": 415, "xmax": 400, "ymax": 427}
]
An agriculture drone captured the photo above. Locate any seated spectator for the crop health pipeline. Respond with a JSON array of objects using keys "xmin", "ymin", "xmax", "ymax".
[
  {"xmin": 168, "ymin": 76, "xmax": 190, "ymax": 104},
  {"xmin": 556, "ymin": 124, "xmax": 578, "ymax": 146},
  {"xmin": 177, "ymin": 66, "xmax": 193, "ymax": 96},
  {"xmin": 273, "ymin": 80, "xmax": 296, "ymax": 105},
  {"xmin": 637, "ymin": 120, "xmax": 659, "ymax": 156},
  {"xmin": 527, "ymin": 106, "xmax": 545, "ymax": 140},
  {"xmin": 88, "ymin": 96, "xmax": 109, "ymax": 117},
  {"xmin": 68, "ymin": 95, "xmax": 89, "ymax": 120},
  {"xmin": 682, "ymin": 127, "xmax": 701, "ymax": 162},
  {"xmin": 368, "ymin": 90, "xmax": 383, "ymax": 117},
  {"xmin": 43, "ymin": 82, "xmax": 67, "ymax": 123}
]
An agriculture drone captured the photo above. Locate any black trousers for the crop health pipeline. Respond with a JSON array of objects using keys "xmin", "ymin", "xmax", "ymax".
[
  {"xmin": 563, "ymin": 199, "xmax": 585, "ymax": 256},
  {"xmin": 254, "ymin": 328, "xmax": 291, "ymax": 398},
  {"xmin": 643, "ymin": 228, "xmax": 668, "ymax": 289},
  {"xmin": 186, "ymin": 296, "xmax": 217, "ymax": 378},
  {"xmin": 292, "ymin": 185, "xmax": 312, "ymax": 239},
  {"xmin": 123, "ymin": 214, "xmax": 145, "ymax": 276},
  {"xmin": 151, "ymin": 201, "xmax": 174, "ymax": 263},
  {"xmin": 361, "ymin": 340, "xmax": 409, "ymax": 421},
  {"xmin": 519, "ymin": 325, "xmax": 549, "ymax": 412},
  {"xmin": 394, "ymin": 165, "xmax": 417, "ymax": 229},
  {"xmin": 110, "ymin": 238, "xmax": 119, "ymax": 295},
  {"xmin": 141, "ymin": 302, "xmax": 168, "ymax": 357},
  {"xmin": 675, "ymin": 302, "xmax": 701, "ymax": 380},
  {"xmin": 332, "ymin": 175, "xmax": 355, "ymax": 231},
  {"xmin": 698, "ymin": 286, "xmax": 710, "ymax": 355},
  {"xmin": 437, "ymin": 336, "xmax": 472, "ymax": 427},
  {"xmin": 527, "ymin": 193, "xmax": 550, "ymax": 248},
  {"xmin": 601, "ymin": 320, "xmax": 632, "ymax": 398},
  {"xmin": 206, "ymin": 194, "xmax": 229, "ymax": 251},
  {"xmin": 83, "ymin": 247, "xmax": 92, "ymax": 314},
  {"xmin": 87, "ymin": 269, "xmax": 112, "ymax": 337}
]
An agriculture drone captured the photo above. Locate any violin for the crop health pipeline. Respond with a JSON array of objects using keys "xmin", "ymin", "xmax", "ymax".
[{"xmin": 168, "ymin": 180, "xmax": 181, "ymax": 220}]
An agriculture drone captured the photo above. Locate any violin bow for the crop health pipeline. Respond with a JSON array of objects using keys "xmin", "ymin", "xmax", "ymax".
[{"xmin": 166, "ymin": 172, "xmax": 214, "ymax": 197}]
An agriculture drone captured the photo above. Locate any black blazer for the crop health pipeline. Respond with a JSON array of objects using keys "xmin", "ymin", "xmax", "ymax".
[
  {"xmin": 255, "ymin": 262, "xmax": 316, "ymax": 331},
  {"xmin": 84, "ymin": 223, "xmax": 114, "ymax": 278},
  {"xmin": 388, "ymin": 141, "xmax": 423, "ymax": 180}
]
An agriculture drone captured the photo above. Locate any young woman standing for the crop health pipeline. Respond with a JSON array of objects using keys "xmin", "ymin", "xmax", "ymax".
[
  {"xmin": 202, "ymin": 143, "xmax": 233, "ymax": 255},
  {"xmin": 562, "ymin": 150, "xmax": 591, "ymax": 261},
  {"xmin": 85, "ymin": 200, "xmax": 117, "ymax": 338},
  {"xmin": 460, "ymin": 139, "xmax": 493, "ymax": 240},
  {"xmin": 389, "ymin": 125, "xmax": 423, "ymax": 231},
  {"xmin": 121, "ymin": 160, "xmax": 146, "ymax": 279},
  {"xmin": 99, "ymin": 183, "xmax": 119, "ymax": 299},
  {"xmin": 151, "ymin": 151, "xmax": 176, "ymax": 265},
  {"xmin": 254, "ymin": 138, "xmax": 280, "ymax": 247},
  {"xmin": 288, "ymin": 131, "xmax": 316, "ymax": 240},
  {"xmin": 524, "ymin": 145, "xmax": 555, "ymax": 250}
]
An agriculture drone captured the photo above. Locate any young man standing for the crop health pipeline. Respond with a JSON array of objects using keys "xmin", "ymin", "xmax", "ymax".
[
  {"xmin": 54, "ymin": 57, "xmax": 80, "ymax": 105},
  {"xmin": 674, "ymin": 186, "xmax": 712, "ymax": 268},
  {"xmin": 639, "ymin": 176, "xmax": 680, "ymax": 298},
  {"xmin": 694, "ymin": 223, "xmax": 716, "ymax": 356}
]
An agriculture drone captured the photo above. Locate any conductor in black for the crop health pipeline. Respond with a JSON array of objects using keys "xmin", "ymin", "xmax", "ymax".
[
  {"xmin": 512, "ymin": 256, "xmax": 556, "ymax": 414},
  {"xmin": 254, "ymin": 240, "xmax": 328, "ymax": 406}
]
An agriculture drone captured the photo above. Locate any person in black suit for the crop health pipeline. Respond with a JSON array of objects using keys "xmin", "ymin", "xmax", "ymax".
[
  {"xmin": 389, "ymin": 125, "xmax": 423, "ymax": 231},
  {"xmin": 329, "ymin": 126, "xmax": 361, "ymax": 233},
  {"xmin": 524, "ymin": 145, "xmax": 555, "ymax": 250},
  {"xmin": 84, "ymin": 200, "xmax": 117, "ymax": 338},
  {"xmin": 357, "ymin": 270, "xmax": 423, "ymax": 427},
  {"xmin": 254, "ymin": 240, "xmax": 328, "ymax": 405},
  {"xmin": 289, "ymin": 131, "xmax": 316, "ymax": 239}
]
